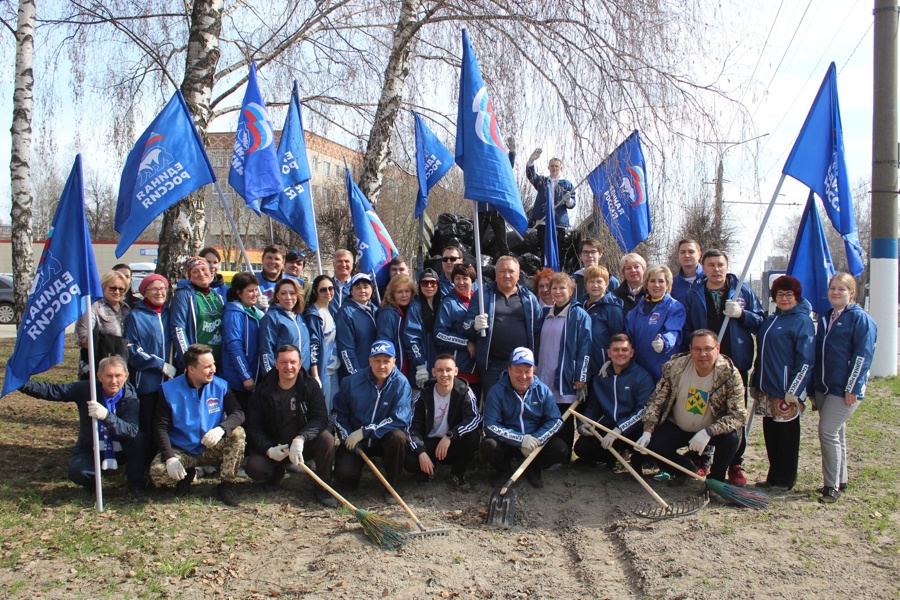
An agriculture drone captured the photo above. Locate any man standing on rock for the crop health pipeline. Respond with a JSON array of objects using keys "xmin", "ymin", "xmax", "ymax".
[
  {"xmin": 466, "ymin": 256, "xmax": 542, "ymax": 399},
  {"xmin": 150, "ymin": 344, "xmax": 246, "ymax": 506},
  {"xmin": 635, "ymin": 329, "xmax": 747, "ymax": 485},
  {"xmin": 527, "ymin": 149, "xmax": 576, "ymax": 265}
]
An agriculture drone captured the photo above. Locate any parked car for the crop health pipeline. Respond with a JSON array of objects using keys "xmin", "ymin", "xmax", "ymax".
[
  {"xmin": 129, "ymin": 262, "xmax": 157, "ymax": 297},
  {"xmin": 0, "ymin": 274, "xmax": 15, "ymax": 324}
]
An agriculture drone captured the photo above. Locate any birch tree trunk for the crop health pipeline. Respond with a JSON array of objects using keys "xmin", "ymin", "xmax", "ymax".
[
  {"xmin": 155, "ymin": 0, "xmax": 223, "ymax": 281},
  {"xmin": 9, "ymin": 0, "xmax": 36, "ymax": 324}
]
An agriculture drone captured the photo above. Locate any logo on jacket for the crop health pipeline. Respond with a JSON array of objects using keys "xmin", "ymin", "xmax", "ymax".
[
  {"xmin": 649, "ymin": 312, "xmax": 660, "ymax": 325},
  {"xmin": 206, "ymin": 397, "xmax": 221, "ymax": 415}
]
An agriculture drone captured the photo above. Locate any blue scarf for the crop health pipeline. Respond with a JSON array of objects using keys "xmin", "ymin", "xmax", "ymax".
[{"xmin": 98, "ymin": 388, "xmax": 124, "ymax": 470}]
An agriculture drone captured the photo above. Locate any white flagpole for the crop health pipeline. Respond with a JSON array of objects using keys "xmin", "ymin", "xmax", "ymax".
[
  {"xmin": 213, "ymin": 180, "xmax": 256, "ymax": 273},
  {"xmin": 85, "ymin": 294, "xmax": 104, "ymax": 513},
  {"xmin": 472, "ymin": 202, "xmax": 486, "ymax": 337}
]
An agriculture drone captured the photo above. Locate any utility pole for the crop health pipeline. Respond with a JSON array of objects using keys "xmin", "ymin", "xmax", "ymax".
[{"xmin": 869, "ymin": 0, "xmax": 899, "ymax": 376}]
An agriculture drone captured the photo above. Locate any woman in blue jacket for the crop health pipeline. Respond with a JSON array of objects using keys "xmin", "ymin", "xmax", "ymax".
[
  {"xmin": 335, "ymin": 273, "xmax": 378, "ymax": 380},
  {"xmin": 581, "ymin": 265, "xmax": 625, "ymax": 376},
  {"xmin": 376, "ymin": 274, "xmax": 416, "ymax": 386},
  {"xmin": 406, "ymin": 269, "xmax": 442, "ymax": 389},
  {"xmin": 749, "ymin": 276, "xmax": 815, "ymax": 490},
  {"xmin": 305, "ymin": 274, "xmax": 339, "ymax": 410},
  {"xmin": 811, "ymin": 272, "xmax": 877, "ymax": 504},
  {"xmin": 626, "ymin": 265, "xmax": 685, "ymax": 382},
  {"xmin": 535, "ymin": 272, "xmax": 591, "ymax": 458},
  {"xmin": 124, "ymin": 273, "xmax": 174, "ymax": 464},
  {"xmin": 221, "ymin": 272, "xmax": 263, "ymax": 410},
  {"xmin": 259, "ymin": 278, "xmax": 315, "ymax": 380},
  {"xmin": 435, "ymin": 264, "xmax": 481, "ymax": 399}
]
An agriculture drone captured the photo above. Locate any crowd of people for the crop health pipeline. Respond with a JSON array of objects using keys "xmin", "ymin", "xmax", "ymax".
[{"xmin": 10, "ymin": 232, "xmax": 878, "ymax": 510}]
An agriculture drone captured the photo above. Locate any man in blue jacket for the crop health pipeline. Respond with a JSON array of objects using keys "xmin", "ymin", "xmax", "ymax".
[
  {"xmin": 526, "ymin": 149, "xmax": 576, "ymax": 265},
  {"xmin": 150, "ymin": 344, "xmax": 246, "ymax": 506},
  {"xmin": 481, "ymin": 347, "xmax": 565, "ymax": 489},
  {"xmin": 682, "ymin": 249, "xmax": 763, "ymax": 486},
  {"xmin": 467, "ymin": 256, "xmax": 543, "ymax": 399},
  {"xmin": 574, "ymin": 334, "xmax": 655, "ymax": 470},
  {"xmin": 671, "ymin": 239, "xmax": 703, "ymax": 303},
  {"xmin": 333, "ymin": 340, "xmax": 412, "ymax": 503},
  {"xmin": 17, "ymin": 355, "xmax": 147, "ymax": 500}
]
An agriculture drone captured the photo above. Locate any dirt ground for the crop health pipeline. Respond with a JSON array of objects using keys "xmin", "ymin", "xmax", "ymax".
[{"xmin": 0, "ymin": 365, "xmax": 898, "ymax": 599}]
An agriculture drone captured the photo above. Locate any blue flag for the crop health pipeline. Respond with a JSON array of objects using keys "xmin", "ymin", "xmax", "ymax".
[
  {"xmin": 3, "ymin": 156, "xmax": 102, "ymax": 396},
  {"xmin": 587, "ymin": 130, "xmax": 651, "ymax": 252},
  {"xmin": 782, "ymin": 62, "xmax": 863, "ymax": 276},
  {"xmin": 114, "ymin": 90, "xmax": 216, "ymax": 258},
  {"xmin": 454, "ymin": 29, "xmax": 527, "ymax": 234},
  {"xmin": 787, "ymin": 192, "xmax": 836, "ymax": 315},
  {"xmin": 260, "ymin": 81, "xmax": 319, "ymax": 251},
  {"xmin": 345, "ymin": 165, "xmax": 398, "ymax": 285},
  {"xmin": 543, "ymin": 191, "xmax": 560, "ymax": 271},
  {"xmin": 229, "ymin": 61, "xmax": 282, "ymax": 215},
  {"xmin": 413, "ymin": 111, "xmax": 454, "ymax": 219}
]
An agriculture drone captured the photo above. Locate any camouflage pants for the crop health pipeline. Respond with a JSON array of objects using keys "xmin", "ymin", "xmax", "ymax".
[{"xmin": 150, "ymin": 426, "xmax": 246, "ymax": 487}]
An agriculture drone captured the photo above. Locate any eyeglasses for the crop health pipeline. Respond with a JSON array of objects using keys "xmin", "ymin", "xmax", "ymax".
[
  {"xmin": 441, "ymin": 256, "xmax": 462, "ymax": 262},
  {"xmin": 106, "ymin": 286, "xmax": 126, "ymax": 293},
  {"xmin": 690, "ymin": 347, "xmax": 717, "ymax": 355},
  {"xmin": 420, "ymin": 280, "xmax": 438, "ymax": 287},
  {"xmin": 317, "ymin": 286, "xmax": 335, "ymax": 293},
  {"xmin": 580, "ymin": 250, "xmax": 599, "ymax": 256},
  {"xmin": 145, "ymin": 286, "xmax": 167, "ymax": 294},
  {"xmin": 775, "ymin": 292, "xmax": 795, "ymax": 299}
]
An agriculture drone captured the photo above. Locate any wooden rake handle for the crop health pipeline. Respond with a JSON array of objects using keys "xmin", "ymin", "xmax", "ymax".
[
  {"xmin": 358, "ymin": 449, "xmax": 427, "ymax": 532},
  {"xmin": 297, "ymin": 457, "xmax": 360, "ymax": 512},
  {"xmin": 499, "ymin": 397, "xmax": 582, "ymax": 495},
  {"xmin": 588, "ymin": 429, "xmax": 668, "ymax": 510},
  {"xmin": 573, "ymin": 412, "xmax": 705, "ymax": 483}
]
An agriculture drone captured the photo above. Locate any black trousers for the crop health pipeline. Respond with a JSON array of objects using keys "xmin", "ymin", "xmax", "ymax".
[
  {"xmin": 246, "ymin": 430, "xmax": 335, "ymax": 484},
  {"xmin": 479, "ymin": 211, "xmax": 509, "ymax": 258},
  {"xmin": 762, "ymin": 417, "xmax": 800, "ymax": 488},
  {"xmin": 480, "ymin": 436, "xmax": 569, "ymax": 475},
  {"xmin": 335, "ymin": 429, "xmax": 407, "ymax": 488},
  {"xmin": 69, "ymin": 431, "xmax": 146, "ymax": 490},
  {"xmin": 403, "ymin": 431, "xmax": 481, "ymax": 477},
  {"xmin": 548, "ymin": 402, "xmax": 577, "ymax": 462},
  {"xmin": 137, "ymin": 392, "xmax": 158, "ymax": 467},
  {"xmin": 647, "ymin": 420, "xmax": 738, "ymax": 482}
]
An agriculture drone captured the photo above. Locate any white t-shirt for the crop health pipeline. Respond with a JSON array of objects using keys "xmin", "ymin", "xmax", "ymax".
[
  {"xmin": 428, "ymin": 388, "xmax": 452, "ymax": 438},
  {"xmin": 670, "ymin": 367, "xmax": 716, "ymax": 433}
]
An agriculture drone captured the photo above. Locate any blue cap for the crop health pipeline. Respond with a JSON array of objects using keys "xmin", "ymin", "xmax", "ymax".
[
  {"xmin": 370, "ymin": 339, "xmax": 396, "ymax": 357},
  {"xmin": 509, "ymin": 347, "xmax": 535, "ymax": 366},
  {"xmin": 350, "ymin": 273, "xmax": 373, "ymax": 288}
]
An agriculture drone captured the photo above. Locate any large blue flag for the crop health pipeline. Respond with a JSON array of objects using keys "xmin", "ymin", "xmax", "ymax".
[
  {"xmin": 454, "ymin": 29, "xmax": 528, "ymax": 234},
  {"xmin": 345, "ymin": 164, "xmax": 398, "ymax": 285},
  {"xmin": 114, "ymin": 90, "xmax": 215, "ymax": 258},
  {"xmin": 782, "ymin": 62, "xmax": 863, "ymax": 276},
  {"xmin": 413, "ymin": 111, "xmax": 454, "ymax": 219},
  {"xmin": 543, "ymin": 191, "xmax": 560, "ymax": 271},
  {"xmin": 229, "ymin": 61, "xmax": 282, "ymax": 215},
  {"xmin": 787, "ymin": 192, "xmax": 836, "ymax": 315},
  {"xmin": 587, "ymin": 130, "xmax": 651, "ymax": 252},
  {"xmin": 260, "ymin": 81, "xmax": 319, "ymax": 251},
  {"xmin": 4, "ymin": 156, "xmax": 102, "ymax": 396}
]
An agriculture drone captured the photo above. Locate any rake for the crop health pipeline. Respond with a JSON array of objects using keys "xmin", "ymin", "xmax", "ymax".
[
  {"xmin": 357, "ymin": 449, "xmax": 451, "ymax": 538},
  {"xmin": 587, "ymin": 429, "xmax": 708, "ymax": 519},
  {"xmin": 291, "ymin": 451, "xmax": 408, "ymax": 550},
  {"xmin": 573, "ymin": 413, "xmax": 769, "ymax": 509}
]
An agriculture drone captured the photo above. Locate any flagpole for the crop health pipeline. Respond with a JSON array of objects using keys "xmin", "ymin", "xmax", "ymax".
[
  {"xmin": 370, "ymin": 269, "xmax": 382, "ymax": 305},
  {"xmin": 214, "ymin": 180, "xmax": 256, "ymax": 273},
  {"xmin": 717, "ymin": 173, "xmax": 787, "ymax": 341},
  {"xmin": 417, "ymin": 214, "xmax": 425, "ymax": 273},
  {"xmin": 472, "ymin": 201, "xmax": 486, "ymax": 337},
  {"xmin": 85, "ymin": 294, "xmax": 104, "ymax": 513}
]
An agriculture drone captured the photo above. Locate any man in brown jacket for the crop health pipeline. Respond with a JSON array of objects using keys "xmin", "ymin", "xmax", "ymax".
[{"xmin": 634, "ymin": 329, "xmax": 747, "ymax": 483}]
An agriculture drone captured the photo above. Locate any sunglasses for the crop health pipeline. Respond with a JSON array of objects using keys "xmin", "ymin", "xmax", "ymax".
[
  {"xmin": 420, "ymin": 280, "xmax": 438, "ymax": 287},
  {"xmin": 106, "ymin": 286, "xmax": 126, "ymax": 293},
  {"xmin": 318, "ymin": 286, "xmax": 335, "ymax": 293},
  {"xmin": 441, "ymin": 256, "xmax": 462, "ymax": 262}
]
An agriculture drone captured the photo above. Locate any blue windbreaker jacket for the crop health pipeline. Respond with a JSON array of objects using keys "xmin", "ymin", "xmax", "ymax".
[
  {"xmin": 434, "ymin": 293, "xmax": 478, "ymax": 376},
  {"xmin": 751, "ymin": 298, "xmax": 815, "ymax": 399},
  {"xmin": 483, "ymin": 371, "xmax": 562, "ymax": 446},
  {"xmin": 583, "ymin": 359, "xmax": 655, "ymax": 433},
  {"xmin": 582, "ymin": 292, "xmax": 626, "ymax": 375},
  {"xmin": 258, "ymin": 304, "xmax": 313, "ymax": 375},
  {"xmin": 405, "ymin": 298, "xmax": 439, "ymax": 374},
  {"xmin": 125, "ymin": 302, "xmax": 171, "ymax": 395},
  {"xmin": 538, "ymin": 303, "xmax": 592, "ymax": 395},
  {"xmin": 335, "ymin": 300, "xmax": 378, "ymax": 379},
  {"xmin": 626, "ymin": 294, "xmax": 686, "ymax": 382},
  {"xmin": 463, "ymin": 283, "xmax": 543, "ymax": 371},
  {"xmin": 811, "ymin": 303, "xmax": 877, "ymax": 398},
  {"xmin": 333, "ymin": 367, "xmax": 412, "ymax": 446},
  {"xmin": 221, "ymin": 301, "xmax": 261, "ymax": 390}
]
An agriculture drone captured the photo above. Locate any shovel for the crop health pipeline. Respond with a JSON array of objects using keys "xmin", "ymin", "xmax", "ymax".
[{"xmin": 487, "ymin": 398, "xmax": 581, "ymax": 528}]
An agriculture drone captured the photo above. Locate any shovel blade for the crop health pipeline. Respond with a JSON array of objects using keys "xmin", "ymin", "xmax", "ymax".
[{"xmin": 487, "ymin": 488, "xmax": 517, "ymax": 528}]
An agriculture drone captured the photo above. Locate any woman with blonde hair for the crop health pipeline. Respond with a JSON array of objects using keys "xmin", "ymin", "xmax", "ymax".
[
  {"xmin": 625, "ymin": 265, "xmax": 685, "ymax": 382},
  {"xmin": 376, "ymin": 274, "xmax": 418, "ymax": 385},
  {"xmin": 76, "ymin": 270, "xmax": 132, "ymax": 378}
]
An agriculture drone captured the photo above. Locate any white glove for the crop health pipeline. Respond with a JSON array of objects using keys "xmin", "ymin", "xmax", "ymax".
[
  {"xmin": 290, "ymin": 437, "xmax": 305, "ymax": 465},
  {"xmin": 166, "ymin": 456, "xmax": 187, "ymax": 481},
  {"xmin": 162, "ymin": 363, "xmax": 177, "ymax": 379},
  {"xmin": 689, "ymin": 428, "xmax": 711, "ymax": 453},
  {"xmin": 636, "ymin": 432, "xmax": 652, "ymax": 454},
  {"xmin": 345, "ymin": 428, "xmax": 364, "ymax": 451},
  {"xmin": 474, "ymin": 314, "xmax": 489, "ymax": 332},
  {"xmin": 527, "ymin": 148, "xmax": 542, "ymax": 164},
  {"xmin": 785, "ymin": 393, "xmax": 800, "ymax": 405},
  {"xmin": 651, "ymin": 335, "xmax": 665, "ymax": 353},
  {"xmin": 724, "ymin": 300, "xmax": 743, "ymax": 319},
  {"xmin": 267, "ymin": 445, "xmax": 289, "ymax": 462},
  {"xmin": 415, "ymin": 365, "xmax": 429, "ymax": 388},
  {"xmin": 256, "ymin": 294, "xmax": 269, "ymax": 310},
  {"xmin": 577, "ymin": 423, "xmax": 596, "ymax": 437},
  {"xmin": 520, "ymin": 434, "xmax": 540, "ymax": 456},
  {"xmin": 200, "ymin": 426, "xmax": 225, "ymax": 448},
  {"xmin": 86, "ymin": 400, "xmax": 108, "ymax": 421},
  {"xmin": 601, "ymin": 427, "xmax": 621, "ymax": 450}
]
